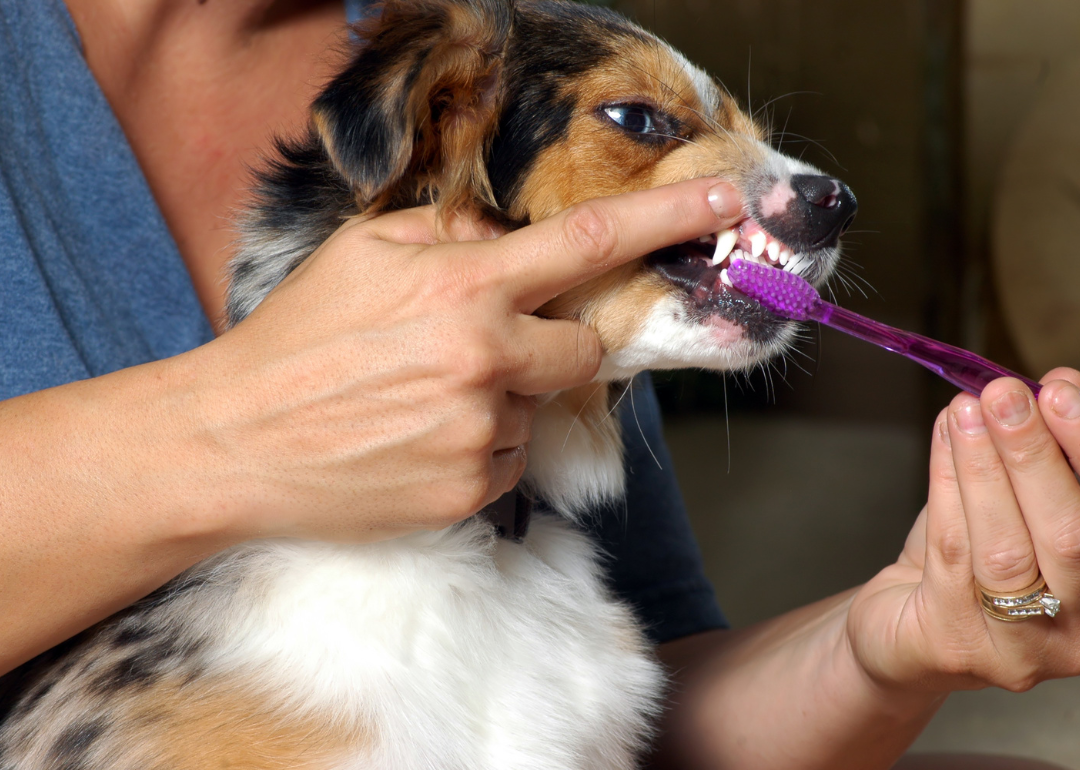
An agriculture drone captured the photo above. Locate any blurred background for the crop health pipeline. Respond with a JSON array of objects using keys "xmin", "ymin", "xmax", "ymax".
[{"xmin": 592, "ymin": 0, "xmax": 1080, "ymax": 765}]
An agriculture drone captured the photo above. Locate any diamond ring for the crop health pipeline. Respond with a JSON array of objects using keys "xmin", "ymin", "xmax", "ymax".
[{"xmin": 978, "ymin": 576, "xmax": 1060, "ymax": 622}]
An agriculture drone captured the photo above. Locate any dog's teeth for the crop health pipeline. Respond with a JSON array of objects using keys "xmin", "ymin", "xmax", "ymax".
[
  {"xmin": 698, "ymin": 235, "xmax": 712, "ymax": 243},
  {"xmin": 711, "ymin": 229, "xmax": 738, "ymax": 266},
  {"xmin": 750, "ymin": 232, "xmax": 766, "ymax": 258},
  {"xmin": 766, "ymin": 241, "xmax": 780, "ymax": 263},
  {"xmin": 720, "ymin": 268, "xmax": 732, "ymax": 286},
  {"xmin": 779, "ymin": 248, "xmax": 792, "ymax": 267}
]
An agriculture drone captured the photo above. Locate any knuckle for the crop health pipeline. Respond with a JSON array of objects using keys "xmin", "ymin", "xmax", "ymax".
[
  {"xmin": 935, "ymin": 524, "xmax": 971, "ymax": 567},
  {"xmin": 957, "ymin": 452, "xmax": 1001, "ymax": 483},
  {"xmin": 1001, "ymin": 434, "xmax": 1059, "ymax": 474},
  {"xmin": 980, "ymin": 545, "xmax": 1038, "ymax": 584},
  {"xmin": 1050, "ymin": 518, "xmax": 1080, "ymax": 563},
  {"xmin": 563, "ymin": 201, "xmax": 619, "ymax": 267},
  {"xmin": 930, "ymin": 452, "xmax": 959, "ymax": 487},
  {"xmin": 452, "ymin": 339, "xmax": 503, "ymax": 389}
]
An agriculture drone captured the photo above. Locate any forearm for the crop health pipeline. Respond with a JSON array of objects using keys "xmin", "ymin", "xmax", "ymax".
[
  {"xmin": 0, "ymin": 348, "xmax": 242, "ymax": 674},
  {"xmin": 654, "ymin": 590, "xmax": 945, "ymax": 770}
]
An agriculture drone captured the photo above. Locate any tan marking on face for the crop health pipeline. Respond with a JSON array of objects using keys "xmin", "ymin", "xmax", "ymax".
[
  {"xmin": 111, "ymin": 676, "xmax": 371, "ymax": 769},
  {"xmin": 521, "ymin": 36, "xmax": 768, "ymax": 354}
]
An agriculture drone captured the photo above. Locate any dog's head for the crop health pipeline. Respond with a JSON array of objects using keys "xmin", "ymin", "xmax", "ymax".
[
  {"xmin": 229, "ymin": 0, "xmax": 859, "ymax": 514},
  {"xmin": 308, "ymin": 0, "xmax": 857, "ymax": 379}
]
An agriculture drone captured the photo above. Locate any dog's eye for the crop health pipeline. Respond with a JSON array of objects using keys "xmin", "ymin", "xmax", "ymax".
[{"xmin": 603, "ymin": 105, "xmax": 658, "ymax": 135}]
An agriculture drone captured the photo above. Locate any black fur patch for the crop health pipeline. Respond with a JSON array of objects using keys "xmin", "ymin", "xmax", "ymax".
[
  {"xmin": 0, "ymin": 632, "xmax": 87, "ymax": 725},
  {"xmin": 49, "ymin": 718, "xmax": 108, "ymax": 770},
  {"xmin": 110, "ymin": 624, "xmax": 156, "ymax": 649},
  {"xmin": 488, "ymin": 3, "xmax": 641, "ymax": 210},
  {"xmin": 90, "ymin": 651, "xmax": 160, "ymax": 694},
  {"xmin": 89, "ymin": 632, "xmax": 203, "ymax": 696}
]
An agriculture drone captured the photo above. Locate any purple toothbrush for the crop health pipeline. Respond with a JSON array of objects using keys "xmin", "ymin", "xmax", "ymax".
[{"xmin": 726, "ymin": 258, "xmax": 1042, "ymax": 398}]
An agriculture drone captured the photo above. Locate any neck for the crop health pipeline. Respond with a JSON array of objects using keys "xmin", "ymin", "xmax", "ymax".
[{"xmin": 63, "ymin": 0, "xmax": 348, "ymax": 332}]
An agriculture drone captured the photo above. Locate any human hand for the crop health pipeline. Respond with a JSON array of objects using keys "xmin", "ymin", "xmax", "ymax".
[
  {"xmin": 183, "ymin": 178, "xmax": 741, "ymax": 543},
  {"xmin": 848, "ymin": 367, "xmax": 1080, "ymax": 696}
]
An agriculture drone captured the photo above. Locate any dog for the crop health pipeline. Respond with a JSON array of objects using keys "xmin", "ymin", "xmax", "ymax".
[{"xmin": 0, "ymin": 1, "xmax": 856, "ymax": 767}]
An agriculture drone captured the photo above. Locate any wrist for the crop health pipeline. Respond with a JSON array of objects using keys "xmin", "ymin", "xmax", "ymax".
[
  {"xmin": 832, "ymin": 593, "xmax": 948, "ymax": 726},
  {"xmin": 129, "ymin": 339, "xmax": 267, "ymax": 551}
]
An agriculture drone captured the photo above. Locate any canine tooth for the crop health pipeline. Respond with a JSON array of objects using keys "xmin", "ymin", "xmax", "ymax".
[
  {"xmin": 750, "ymin": 232, "xmax": 767, "ymax": 258},
  {"xmin": 711, "ymin": 229, "xmax": 738, "ymax": 265},
  {"xmin": 767, "ymin": 241, "xmax": 780, "ymax": 262},
  {"xmin": 720, "ymin": 268, "xmax": 732, "ymax": 286}
]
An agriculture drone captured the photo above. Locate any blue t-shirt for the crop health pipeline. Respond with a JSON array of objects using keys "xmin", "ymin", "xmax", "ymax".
[{"xmin": 0, "ymin": 0, "xmax": 725, "ymax": 645}]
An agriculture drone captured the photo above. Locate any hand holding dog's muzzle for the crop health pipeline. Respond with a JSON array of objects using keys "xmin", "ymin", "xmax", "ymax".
[{"xmin": 201, "ymin": 178, "xmax": 741, "ymax": 543}]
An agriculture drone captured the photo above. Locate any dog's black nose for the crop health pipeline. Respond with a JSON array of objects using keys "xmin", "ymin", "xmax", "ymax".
[{"xmin": 788, "ymin": 174, "xmax": 857, "ymax": 250}]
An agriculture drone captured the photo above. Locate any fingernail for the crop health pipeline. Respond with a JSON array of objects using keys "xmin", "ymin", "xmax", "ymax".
[
  {"xmin": 1050, "ymin": 382, "xmax": 1080, "ymax": 420},
  {"xmin": 954, "ymin": 403, "xmax": 986, "ymax": 435},
  {"xmin": 707, "ymin": 182, "xmax": 741, "ymax": 219},
  {"xmin": 937, "ymin": 418, "xmax": 951, "ymax": 447},
  {"xmin": 990, "ymin": 390, "xmax": 1031, "ymax": 427}
]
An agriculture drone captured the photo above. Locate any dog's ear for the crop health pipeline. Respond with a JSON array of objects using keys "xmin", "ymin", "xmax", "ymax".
[{"xmin": 313, "ymin": 0, "xmax": 512, "ymax": 214}]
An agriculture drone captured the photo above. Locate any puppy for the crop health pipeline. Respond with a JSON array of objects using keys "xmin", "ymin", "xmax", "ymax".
[{"xmin": 0, "ymin": 1, "xmax": 856, "ymax": 768}]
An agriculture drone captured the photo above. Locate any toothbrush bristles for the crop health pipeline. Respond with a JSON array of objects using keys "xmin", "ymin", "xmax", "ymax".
[{"xmin": 726, "ymin": 259, "xmax": 820, "ymax": 321}]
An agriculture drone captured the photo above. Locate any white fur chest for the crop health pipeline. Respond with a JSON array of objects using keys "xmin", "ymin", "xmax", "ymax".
[{"xmin": 204, "ymin": 515, "xmax": 663, "ymax": 770}]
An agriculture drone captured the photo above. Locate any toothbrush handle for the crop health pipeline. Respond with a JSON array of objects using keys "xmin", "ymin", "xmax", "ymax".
[{"xmin": 816, "ymin": 303, "xmax": 1042, "ymax": 398}]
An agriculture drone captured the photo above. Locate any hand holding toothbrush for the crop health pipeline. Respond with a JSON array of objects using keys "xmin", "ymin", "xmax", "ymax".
[
  {"xmin": 726, "ymin": 259, "xmax": 1080, "ymax": 695},
  {"xmin": 847, "ymin": 367, "xmax": 1080, "ymax": 698}
]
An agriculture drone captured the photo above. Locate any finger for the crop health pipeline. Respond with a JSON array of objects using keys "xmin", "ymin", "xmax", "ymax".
[
  {"xmin": 493, "ymin": 393, "xmax": 537, "ymax": 452},
  {"xmin": 461, "ymin": 178, "xmax": 744, "ymax": 312},
  {"xmin": 921, "ymin": 408, "xmax": 983, "ymax": 621},
  {"xmin": 980, "ymin": 377, "xmax": 1080, "ymax": 609},
  {"xmin": 1040, "ymin": 376, "xmax": 1080, "ymax": 478},
  {"xmin": 947, "ymin": 390, "xmax": 1041, "ymax": 595},
  {"xmin": 352, "ymin": 205, "xmax": 502, "ymax": 246},
  {"xmin": 488, "ymin": 444, "xmax": 528, "ymax": 502},
  {"xmin": 437, "ymin": 208, "xmax": 506, "ymax": 243},
  {"xmin": 503, "ymin": 316, "xmax": 604, "ymax": 396},
  {"xmin": 1040, "ymin": 367, "xmax": 1080, "ymax": 389}
]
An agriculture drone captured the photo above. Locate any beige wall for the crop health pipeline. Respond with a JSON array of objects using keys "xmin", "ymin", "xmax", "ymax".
[{"xmin": 965, "ymin": 0, "xmax": 1080, "ymax": 372}]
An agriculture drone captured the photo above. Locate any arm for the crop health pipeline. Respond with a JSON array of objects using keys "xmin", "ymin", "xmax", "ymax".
[
  {"xmin": 653, "ymin": 599, "xmax": 942, "ymax": 769},
  {"xmin": 0, "ymin": 178, "xmax": 742, "ymax": 675}
]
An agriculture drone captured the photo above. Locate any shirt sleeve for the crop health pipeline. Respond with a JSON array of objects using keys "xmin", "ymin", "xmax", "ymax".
[{"xmin": 580, "ymin": 373, "xmax": 728, "ymax": 645}]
